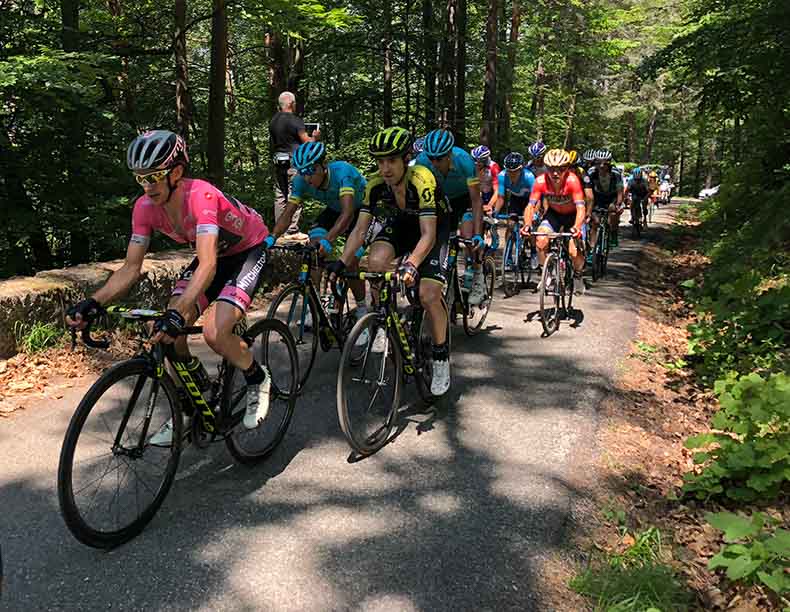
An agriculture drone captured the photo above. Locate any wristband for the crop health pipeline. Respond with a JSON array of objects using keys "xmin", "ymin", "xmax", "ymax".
[
  {"xmin": 319, "ymin": 239, "xmax": 333, "ymax": 256},
  {"xmin": 471, "ymin": 234, "xmax": 484, "ymax": 248},
  {"xmin": 264, "ymin": 235, "xmax": 276, "ymax": 249}
]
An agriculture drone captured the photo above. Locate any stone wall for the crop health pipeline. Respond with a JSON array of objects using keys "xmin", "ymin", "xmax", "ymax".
[{"xmin": 0, "ymin": 243, "xmax": 304, "ymax": 358}]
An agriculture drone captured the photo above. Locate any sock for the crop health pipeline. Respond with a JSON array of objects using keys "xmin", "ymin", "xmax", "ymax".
[
  {"xmin": 243, "ymin": 360, "xmax": 267, "ymax": 385},
  {"xmin": 432, "ymin": 341, "xmax": 449, "ymax": 362}
]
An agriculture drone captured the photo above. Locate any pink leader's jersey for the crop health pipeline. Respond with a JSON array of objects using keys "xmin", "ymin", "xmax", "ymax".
[{"xmin": 130, "ymin": 178, "xmax": 268, "ymax": 256}]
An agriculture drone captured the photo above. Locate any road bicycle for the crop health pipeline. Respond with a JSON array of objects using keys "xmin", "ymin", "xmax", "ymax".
[
  {"xmin": 631, "ymin": 197, "xmax": 645, "ymax": 239},
  {"xmin": 57, "ymin": 307, "xmax": 298, "ymax": 549},
  {"xmin": 590, "ymin": 210, "xmax": 611, "ymax": 282},
  {"xmin": 445, "ymin": 233, "xmax": 496, "ymax": 336},
  {"xmin": 499, "ymin": 212, "xmax": 536, "ymax": 297},
  {"xmin": 266, "ymin": 243, "xmax": 356, "ymax": 393},
  {"xmin": 537, "ymin": 232, "xmax": 576, "ymax": 337},
  {"xmin": 335, "ymin": 271, "xmax": 449, "ymax": 456}
]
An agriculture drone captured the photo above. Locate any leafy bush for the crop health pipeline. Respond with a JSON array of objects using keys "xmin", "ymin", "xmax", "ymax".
[
  {"xmin": 683, "ymin": 372, "xmax": 790, "ymax": 501},
  {"xmin": 13, "ymin": 321, "xmax": 65, "ymax": 353},
  {"xmin": 706, "ymin": 511, "xmax": 790, "ymax": 596}
]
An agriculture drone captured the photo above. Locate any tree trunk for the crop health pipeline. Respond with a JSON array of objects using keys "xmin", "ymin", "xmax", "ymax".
[
  {"xmin": 175, "ymin": 0, "xmax": 192, "ymax": 138},
  {"xmin": 678, "ymin": 134, "xmax": 686, "ymax": 195},
  {"xmin": 288, "ymin": 38, "xmax": 306, "ymax": 114},
  {"xmin": 383, "ymin": 1, "xmax": 393, "ymax": 127},
  {"xmin": 454, "ymin": 0, "xmax": 466, "ymax": 143},
  {"xmin": 404, "ymin": 0, "xmax": 412, "ymax": 129},
  {"xmin": 266, "ymin": 31, "xmax": 287, "ymax": 112},
  {"xmin": 563, "ymin": 92, "xmax": 577, "ymax": 148},
  {"xmin": 499, "ymin": 0, "xmax": 520, "ymax": 150},
  {"xmin": 423, "ymin": 0, "xmax": 436, "ymax": 129},
  {"xmin": 732, "ymin": 114, "xmax": 741, "ymax": 164},
  {"xmin": 479, "ymin": 0, "xmax": 498, "ymax": 147},
  {"xmin": 626, "ymin": 111, "xmax": 637, "ymax": 162},
  {"xmin": 439, "ymin": 0, "xmax": 458, "ymax": 128},
  {"xmin": 107, "ymin": 0, "xmax": 133, "ymax": 116},
  {"xmin": 643, "ymin": 108, "xmax": 658, "ymax": 163},
  {"xmin": 61, "ymin": 0, "xmax": 79, "ymax": 51},
  {"xmin": 207, "ymin": 0, "xmax": 227, "ymax": 188},
  {"xmin": 533, "ymin": 58, "xmax": 545, "ymax": 140}
]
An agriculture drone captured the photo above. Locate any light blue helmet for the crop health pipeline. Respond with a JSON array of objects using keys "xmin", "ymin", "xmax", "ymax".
[
  {"xmin": 423, "ymin": 129, "xmax": 455, "ymax": 158},
  {"xmin": 632, "ymin": 166, "xmax": 642, "ymax": 179},
  {"xmin": 292, "ymin": 141, "xmax": 326, "ymax": 171}
]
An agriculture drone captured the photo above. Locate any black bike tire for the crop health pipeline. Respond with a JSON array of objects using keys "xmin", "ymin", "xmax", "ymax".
[
  {"xmin": 563, "ymin": 254, "xmax": 575, "ymax": 316},
  {"xmin": 501, "ymin": 234, "xmax": 520, "ymax": 297},
  {"xmin": 540, "ymin": 253, "xmax": 561, "ymax": 336},
  {"xmin": 463, "ymin": 256, "xmax": 495, "ymax": 336},
  {"xmin": 336, "ymin": 312, "xmax": 402, "ymax": 456},
  {"xmin": 224, "ymin": 318, "xmax": 299, "ymax": 464},
  {"xmin": 57, "ymin": 358, "xmax": 182, "ymax": 549},
  {"xmin": 267, "ymin": 283, "xmax": 318, "ymax": 392}
]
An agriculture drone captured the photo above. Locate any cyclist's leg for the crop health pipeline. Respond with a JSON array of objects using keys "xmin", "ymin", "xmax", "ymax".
[
  {"xmin": 589, "ymin": 210, "xmax": 601, "ymax": 250},
  {"xmin": 366, "ymin": 227, "xmax": 399, "ymax": 307},
  {"xmin": 418, "ymin": 227, "xmax": 450, "ymax": 395},
  {"xmin": 169, "ymin": 256, "xmax": 220, "ymax": 359},
  {"xmin": 536, "ymin": 208, "xmax": 559, "ymax": 266}
]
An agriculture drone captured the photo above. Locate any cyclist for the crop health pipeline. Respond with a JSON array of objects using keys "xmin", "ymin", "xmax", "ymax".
[
  {"xmin": 581, "ymin": 149, "xmax": 596, "ymax": 173},
  {"xmin": 527, "ymin": 141, "xmax": 548, "ymax": 176},
  {"xmin": 625, "ymin": 167, "xmax": 650, "ymax": 228},
  {"xmin": 415, "ymin": 129, "xmax": 486, "ymax": 305},
  {"xmin": 494, "ymin": 152, "xmax": 538, "ymax": 269},
  {"xmin": 584, "ymin": 149, "xmax": 624, "ymax": 249},
  {"xmin": 326, "ymin": 127, "xmax": 452, "ymax": 396},
  {"xmin": 408, "ymin": 136, "xmax": 425, "ymax": 167},
  {"xmin": 523, "ymin": 148, "xmax": 587, "ymax": 295},
  {"xmin": 659, "ymin": 174, "xmax": 673, "ymax": 205},
  {"xmin": 66, "ymin": 130, "xmax": 274, "ymax": 445},
  {"xmin": 269, "ymin": 141, "xmax": 368, "ymax": 324},
  {"xmin": 471, "ymin": 145, "xmax": 500, "ymax": 214},
  {"xmin": 647, "ymin": 169, "xmax": 659, "ymax": 212}
]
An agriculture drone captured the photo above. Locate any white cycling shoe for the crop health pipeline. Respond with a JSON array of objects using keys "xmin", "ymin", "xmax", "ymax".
[
  {"xmin": 148, "ymin": 416, "xmax": 191, "ymax": 447},
  {"xmin": 430, "ymin": 359, "xmax": 451, "ymax": 396},
  {"xmin": 468, "ymin": 271, "xmax": 487, "ymax": 305},
  {"xmin": 371, "ymin": 327, "xmax": 387, "ymax": 353},
  {"xmin": 244, "ymin": 367, "xmax": 271, "ymax": 429}
]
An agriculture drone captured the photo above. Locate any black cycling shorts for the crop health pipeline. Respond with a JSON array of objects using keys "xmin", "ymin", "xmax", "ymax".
[
  {"xmin": 172, "ymin": 242, "xmax": 268, "ymax": 314},
  {"xmin": 507, "ymin": 194, "xmax": 530, "ymax": 217},
  {"xmin": 540, "ymin": 208, "xmax": 578, "ymax": 233},
  {"xmin": 371, "ymin": 215, "xmax": 450, "ymax": 285}
]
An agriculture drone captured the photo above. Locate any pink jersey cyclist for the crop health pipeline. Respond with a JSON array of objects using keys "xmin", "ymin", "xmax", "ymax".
[
  {"xmin": 131, "ymin": 178, "xmax": 270, "ymax": 313},
  {"xmin": 131, "ymin": 178, "xmax": 268, "ymax": 255}
]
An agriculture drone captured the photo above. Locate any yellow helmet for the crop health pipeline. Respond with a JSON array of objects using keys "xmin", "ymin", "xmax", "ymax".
[
  {"xmin": 567, "ymin": 150, "xmax": 579, "ymax": 165},
  {"xmin": 544, "ymin": 148, "xmax": 571, "ymax": 168}
]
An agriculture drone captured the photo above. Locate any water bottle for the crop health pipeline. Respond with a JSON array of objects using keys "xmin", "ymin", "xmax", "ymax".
[{"xmin": 463, "ymin": 263, "xmax": 475, "ymax": 291}]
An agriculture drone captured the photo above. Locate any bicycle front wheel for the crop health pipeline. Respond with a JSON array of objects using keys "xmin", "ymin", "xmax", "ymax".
[
  {"xmin": 337, "ymin": 313, "xmax": 402, "ymax": 456},
  {"xmin": 540, "ymin": 253, "xmax": 562, "ymax": 336},
  {"xmin": 463, "ymin": 256, "xmax": 495, "ymax": 336},
  {"xmin": 501, "ymin": 234, "xmax": 520, "ymax": 297},
  {"xmin": 57, "ymin": 359, "xmax": 182, "ymax": 549},
  {"xmin": 267, "ymin": 283, "xmax": 317, "ymax": 393},
  {"xmin": 224, "ymin": 319, "xmax": 299, "ymax": 464}
]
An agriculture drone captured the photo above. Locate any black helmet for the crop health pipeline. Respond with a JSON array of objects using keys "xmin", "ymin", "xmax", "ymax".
[{"xmin": 503, "ymin": 152, "xmax": 525, "ymax": 170}]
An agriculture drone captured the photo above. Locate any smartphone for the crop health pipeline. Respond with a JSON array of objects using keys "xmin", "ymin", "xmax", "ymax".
[{"xmin": 304, "ymin": 122, "xmax": 320, "ymax": 136}]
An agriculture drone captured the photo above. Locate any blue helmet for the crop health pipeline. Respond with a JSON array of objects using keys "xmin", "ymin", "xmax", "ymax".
[
  {"xmin": 423, "ymin": 129, "xmax": 455, "ymax": 158},
  {"xmin": 470, "ymin": 145, "xmax": 491, "ymax": 161},
  {"xmin": 503, "ymin": 152, "xmax": 525, "ymax": 170},
  {"xmin": 528, "ymin": 141, "xmax": 547, "ymax": 158},
  {"xmin": 632, "ymin": 167, "xmax": 642, "ymax": 179},
  {"xmin": 292, "ymin": 141, "xmax": 326, "ymax": 171}
]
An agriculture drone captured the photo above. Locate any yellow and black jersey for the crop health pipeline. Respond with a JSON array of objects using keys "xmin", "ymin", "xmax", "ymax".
[{"xmin": 361, "ymin": 164, "xmax": 448, "ymax": 222}]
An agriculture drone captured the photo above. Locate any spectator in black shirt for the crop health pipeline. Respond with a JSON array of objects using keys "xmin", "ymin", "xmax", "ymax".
[{"xmin": 269, "ymin": 91, "xmax": 320, "ymax": 236}]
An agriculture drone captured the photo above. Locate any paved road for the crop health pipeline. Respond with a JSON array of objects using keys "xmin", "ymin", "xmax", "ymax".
[{"xmin": 0, "ymin": 204, "xmax": 678, "ymax": 611}]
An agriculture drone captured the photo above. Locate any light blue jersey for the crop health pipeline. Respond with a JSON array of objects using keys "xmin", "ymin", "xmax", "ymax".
[
  {"xmin": 497, "ymin": 167, "xmax": 536, "ymax": 199},
  {"xmin": 415, "ymin": 146, "xmax": 479, "ymax": 200},
  {"xmin": 290, "ymin": 161, "xmax": 366, "ymax": 212}
]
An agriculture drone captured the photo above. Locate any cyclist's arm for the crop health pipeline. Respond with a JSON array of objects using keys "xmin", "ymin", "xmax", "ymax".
[
  {"xmin": 406, "ymin": 215, "xmax": 437, "ymax": 269},
  {"xmin": 494, "ymin": 194, "xmax": 506, "ymax": 215},
  {"xmin": 339, "ymin": 212, "xmax": 372, "ymax": 266},
  {"xmin": 271, "ymin": 200, "xmax": 298, "ymax": 238},
  {"xmin": 325, "ymin": 195, "xmax": 356, "ymax": 244},
  {"xmin": 468, "ymin": 182, "xmax": 483, "ymax": 236},
  {"xmin": 170, "ymin": 233, "xmax": 218, "ymax": 318},
  {"xmin": 92, "ymin": 241, "xmax": 147, "ymax": 305}
]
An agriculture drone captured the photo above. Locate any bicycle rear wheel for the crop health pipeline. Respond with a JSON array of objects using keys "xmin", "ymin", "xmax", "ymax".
[
  {"xmin": 57, "ymin": 359, "xmax": 182, "ymax": 549},
  {"xmin": 337, "ymin": 313, "xmax": 402, "ymax": 456},
  {"xmin": 562, "ymin": 255, "xmax": 575, "ymax": 316},
  {"xmin": 540, "ymin": 253, "xmax": 562, "ymax": 336},
  {"xmin": 267, "ymin": 283, "xmax": 316, "ymax": 393},
  {"xmin": 501, "ymin": 234, "xmax": 520, "ymax": 297},
  {"xmin": 463, "ymin": 256, "xmax": 495, "ymax": 336},
  {"xmin": 224, "ymin": 319, "xmax": 298, "ymax": 464}
]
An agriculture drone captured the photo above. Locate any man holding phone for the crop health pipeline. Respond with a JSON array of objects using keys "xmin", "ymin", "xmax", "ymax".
[{"xmin": 269, "ymin": 91, "xmax": 321, "ymax": 236}]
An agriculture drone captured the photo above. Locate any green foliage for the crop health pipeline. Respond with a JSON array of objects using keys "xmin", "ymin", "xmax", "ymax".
[
  {"xmin": 570, "ymin": 528, "xmax": 691, "ymax": 611},
  {"xmin": 683, "ymin": 372, "xmax": 790, "ymax": 501},
  {"xmin": 706, "ymin": 511, "xmax": 790, "ymax": 595},
  {"xmin": 13, "ymin": 321, "xmax": 65, "ymax": 353}
]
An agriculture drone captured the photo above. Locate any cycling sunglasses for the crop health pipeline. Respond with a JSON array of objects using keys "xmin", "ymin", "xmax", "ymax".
[
  {"xmin": 297, "ymin": 164, "xmax": 318, "ymax": 177},
  {"xmin": 134, "ymin": 168, "xmax": 172, "ymax": 185}
]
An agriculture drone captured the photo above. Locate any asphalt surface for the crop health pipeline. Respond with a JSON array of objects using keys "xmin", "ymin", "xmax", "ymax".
[{"xmin": 0, "ymin": 203, "xmax": 678, "ymax": 611}]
